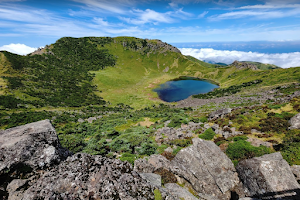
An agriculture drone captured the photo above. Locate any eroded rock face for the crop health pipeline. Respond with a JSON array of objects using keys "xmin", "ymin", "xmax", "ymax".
[
  {"xmin": 171, "ymin": 138, "xmax": 240, "ymax": 200},
  {"xmin": 236, "ymin": 152, "xmax": 300, "ymax": 199},
  {"xmin": 22, "ymin": 153, "xmax": 154, "ymax": 200},
  {"xmin": 289, "ymin": 113, "xmax": 300, "ymax": 130}
]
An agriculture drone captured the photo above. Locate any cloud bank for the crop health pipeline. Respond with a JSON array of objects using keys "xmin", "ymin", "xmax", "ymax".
[
  {"xmin": 0, "ymin": 43, "xmax": 37, "ymax": 55},
  {"xmin": 179, "ymin": 48, "xmax": 300, "ymax": 68}
]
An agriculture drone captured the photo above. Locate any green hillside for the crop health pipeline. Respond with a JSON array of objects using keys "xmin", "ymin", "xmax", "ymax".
[
  {"xmin": 1, "ymin": 36, "xmax": 300, "ymax": 167},
  {"xmin": 1, "ymin": 36, "xmax": 299, "ymax": 109}
]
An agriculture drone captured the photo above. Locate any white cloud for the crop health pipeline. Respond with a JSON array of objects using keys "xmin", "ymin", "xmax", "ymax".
[
  {"xmin": 180, "ymin": 48, "xmax": 300, "ymax": 68},
  {"xmin": 0, "ymin": 43, "xmax": 37, "ymax": 55},
  {"xmin": 71, "ymin": 0, "xmax": 127, "ymax": 14},
  {"xmin": 239, "ymin": 4, "xmax": 300, "ymax": 9},
  {"xmin": 120, "ymin": 9, "xmax": 175, "ymax": 25},
  {"xmin": 209, "ymin": 8, "xmax": 300, "ymax": 21},
  {"xmin": 198, "ymin": 11, "xmax": 208, "ymax": 18}
]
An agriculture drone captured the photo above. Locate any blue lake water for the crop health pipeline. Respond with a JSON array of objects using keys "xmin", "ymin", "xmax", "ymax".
[{"xmin": 153, "ymin": 79, "xmax": 219, "ymax": 102}]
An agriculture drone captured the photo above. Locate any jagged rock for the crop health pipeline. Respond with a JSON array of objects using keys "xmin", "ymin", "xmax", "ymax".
[
  {"xmin": 291, "ymin": 165, "xmax": 300, "ymax": 181},
  {"xmin": 134, "ymin": 154, "xmax": 171, "ymax": 173},
  {"xmin": 289, "ymin": 113, "xmax": 300, "ymax": 130},
  {"xmin": 208, "ymin": 108, "xmax": 232, "ymax": 120},
  {"xmin": 139, "ymin": 173, "xmax": 161, "ymax": 187},
  {"xmin": 0, "ymin": 120, "xmax": 71, "ymax": 190},
  {"xmin": 22, "ymin": 153, "xmax": 155, "ymax": 200},
  {"xmin": 170, "ymin": 138, "xmax": 240, "ymax": 200},
  {"xmin": 164, "ymin": 183, "xmax": 198, "ymax": 200},
  {"xmin": 236, "ymin": 152, "xmax": 300, "ymax": 199}
]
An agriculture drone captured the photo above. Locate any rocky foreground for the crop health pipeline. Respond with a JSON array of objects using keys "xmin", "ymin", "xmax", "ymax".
[{"xmin": 1, "ymin": 120, "xmax": 300, "ymax": 200}]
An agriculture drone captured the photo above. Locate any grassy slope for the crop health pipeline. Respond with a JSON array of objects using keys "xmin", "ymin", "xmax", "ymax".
[{"xmin": 0, "ymin": 36, "xmax": 300, "ymax": 109}]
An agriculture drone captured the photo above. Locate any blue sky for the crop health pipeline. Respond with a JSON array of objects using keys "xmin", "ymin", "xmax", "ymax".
[{"xmin": 1, "ymin": 0, "xmax": 300, "ymax": 49}]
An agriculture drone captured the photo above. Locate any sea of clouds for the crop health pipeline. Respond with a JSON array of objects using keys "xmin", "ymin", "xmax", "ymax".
[{"xmin": 180, "ymin": 48, "xmax": 300, "ymax": 68}]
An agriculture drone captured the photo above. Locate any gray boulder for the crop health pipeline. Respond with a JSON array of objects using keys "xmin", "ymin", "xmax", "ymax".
[
  {"xmin": 0, "ymin": 120, "xmax": 71, "ymax": 192},
  {"xmin": 209, "ymin": 108, "xmax": 232, "ymax": 120},
  {"xmin": 22, "ymin": 153, "xmax": 155, "ymax": 200},
  {"xmin": 164, "ymin": 183, "xmax": 198, "ymax": 200},
  {"xmin": 289, "ymin": 113, "xmax": 300, "ymax": 129},
  {"xmin": 236, "ymin": 152, "xmax": 300, "ymax": 199},
  {"xmin": 171, "ymin": 138, "xmax": 240, "ymax": 200}
]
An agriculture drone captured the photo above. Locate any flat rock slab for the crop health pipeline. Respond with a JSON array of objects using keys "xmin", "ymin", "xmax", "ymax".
[{"xmin": 236, "ymin": 152, "xmax": 300, "ymax": 199}]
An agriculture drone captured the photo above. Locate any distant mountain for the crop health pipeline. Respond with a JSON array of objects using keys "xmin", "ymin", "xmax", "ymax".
[{"xmin": 0, "ymin": 36, "xmax": 299, "ymax": 110}]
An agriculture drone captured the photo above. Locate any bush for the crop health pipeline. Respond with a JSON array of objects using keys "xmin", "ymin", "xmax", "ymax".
[
  {"xmin": 119, "ymin": 153, "xmax": 138, "ymax": 165},
  {"xmin": 233, "ymin": 135, "xmax": 248, "ymax": 141},
  {"xmin": 226, "ymin": 140, "xmax": 273, "ymax": 162},
  {"xmin": 167, "ymin": 115, "xmax": 188, "ymax": 128},
  {"xmin": 168, "ymin": 138, "xmax": 192, "ymax": 147},
  {"xmin": 199, "ymin": 128, "xmax": 215, "ymax": 140}
]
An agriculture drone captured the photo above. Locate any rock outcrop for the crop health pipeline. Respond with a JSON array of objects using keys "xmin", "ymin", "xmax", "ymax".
[
  {"xmin": 289, "ymin": 113, "xmax": 300, "ymax": 129},
  {"xmin": 230, "ymin": 61, "xmax": 258, "ymax": 70},
  {"xmin": 135, "ymin": 138, "xmax": 240, "ymax": 200},
  {"xmin": 236, "ymin": 152, "xmax": 300, "ymax": 199},
  {"xmin": 21, "ymin": 153, "xmax": 154, "ymax": 200},
  {"xmin": 170, "ymin": 138, "xmax": 240, "ymax": 200},
  {"xmin": 208, "ymin": 108, "xmax": 232, "ymax": 120},
  {"xmin": 154, "ymin": 122, "xmax": 202, "ymax": 144},
  {"xmin": 0, "ymin": 119, "xmax": 71, "ymax": 196}
]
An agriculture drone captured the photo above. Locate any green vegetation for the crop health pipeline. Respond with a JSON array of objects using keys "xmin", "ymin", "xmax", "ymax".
[
  {"xmin": 193, "ymin": 79, "xmax": 263, "ymax": 99},
  {"xmin": 1, "ymin": 36, "xmax": 300, "ymax": 167},
  {"xmin": 154, "ymin": 189, "xmax": 163, "ymax": 200},
  {"xmin": 199, "ymin": 128, "xmax": 215, "ymax": 140},
  {"xmin": 226, "ymin": 140, "xmax": 273, "ymax": 164}
]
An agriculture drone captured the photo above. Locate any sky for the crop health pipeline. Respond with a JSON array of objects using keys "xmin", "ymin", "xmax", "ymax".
[{"xmin": 0, "ymin": 0, "xmax": 300, "ymax": 67}]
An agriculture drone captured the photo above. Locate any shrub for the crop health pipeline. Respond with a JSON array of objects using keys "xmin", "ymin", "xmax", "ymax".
[
  {"xmin": 226, "ymin": 140, "xmax": 273, "ymax": 162},
  {"xmin": 157, "ymin": 145, "xmax": 168, "ymax": 154},
  {"xmin": 233, "ymin": 135, "xmax": 248, "ymax": 141},
  {"xmin": 119, "ymin": 153, "xmax": 137, "ymax": 165},
  {"xmin": 167, "ymin": 115, "xmax": 188, "ymax": 128},
  {"xmin": 199, "ymin": 128, "xmax": 215, "ymax": 140},
  {"xmin": 137, "ymin": 142, "xmax": 157, "ymax": 156},
  {"xmin": 168, "ymin": 138, "xmax": 192, "ymax": 147}
]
